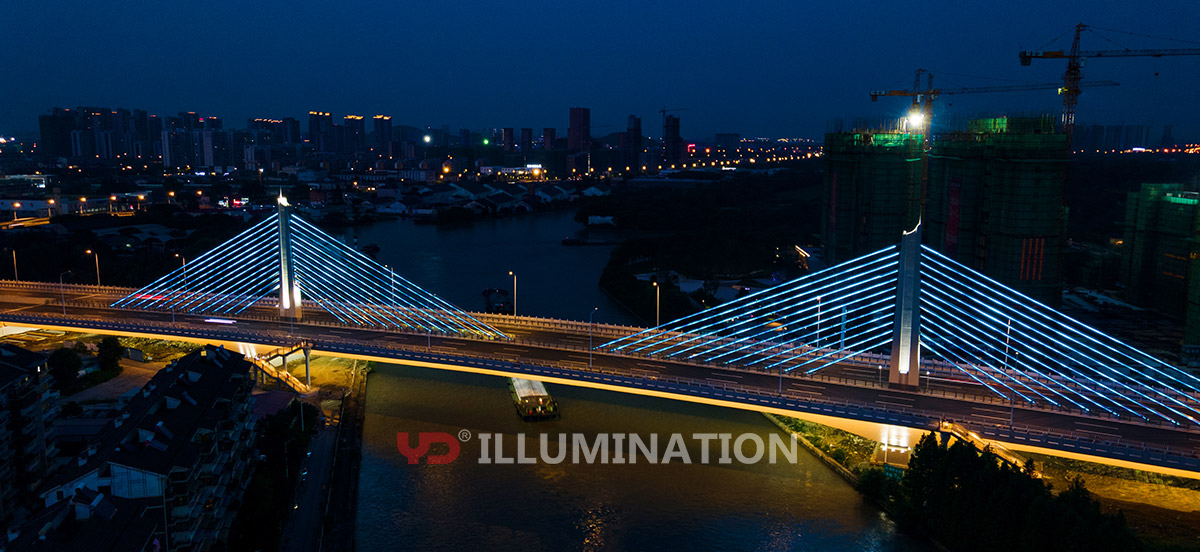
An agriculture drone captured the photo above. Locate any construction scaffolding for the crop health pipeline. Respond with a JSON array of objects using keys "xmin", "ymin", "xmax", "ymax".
[
  {"xmin": 925, "ymin": 116, "xmax": 1068, "ymax": 306},
  {"xmin": 822, "ymin": 130, "xmax": 923, "ymax": 264}
]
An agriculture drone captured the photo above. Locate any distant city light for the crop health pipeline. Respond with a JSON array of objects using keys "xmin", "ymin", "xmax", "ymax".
[{"xmin": 423, "ymin": 135, "xmax": 432, "ymax": 143}]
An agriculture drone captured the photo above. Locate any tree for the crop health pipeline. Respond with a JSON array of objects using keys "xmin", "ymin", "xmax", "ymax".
[
  {"xmin": 47, "ymin": 348, "xmax": 81, "ymax": 393},
  {"xmin": 97, "ymin": 336, "xmax": 125, "ymax": 373}
]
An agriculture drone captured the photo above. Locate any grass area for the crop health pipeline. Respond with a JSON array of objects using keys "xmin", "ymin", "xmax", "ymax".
[
  {"xmin": 774, "ymin": 415, "xmax": 877, "ymax": 470},
  {"xmin": 116, "ymin": 336, "xmax": 200, "ymax": 362}
]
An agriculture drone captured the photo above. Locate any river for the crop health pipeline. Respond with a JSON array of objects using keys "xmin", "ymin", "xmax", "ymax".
[
  {"xmin": 338, "ymin": 209, "xmax": 638, "ymax": 325},
  {"xmin": 351, "ymin": 210, "xmax": 927, "ymax": 551}
]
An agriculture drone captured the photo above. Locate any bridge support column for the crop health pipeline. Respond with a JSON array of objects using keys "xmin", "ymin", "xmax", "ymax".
[
  {"xmin": 277, "ymin": 195, "xmax": 303, "ymax": 321},
  {"xmin": 303, "ymin": 345, "xmax": 311, "ymax": 389},
  {"xmin": 888, "ymin": 225, "xmax": 922, "ymax": 388}
]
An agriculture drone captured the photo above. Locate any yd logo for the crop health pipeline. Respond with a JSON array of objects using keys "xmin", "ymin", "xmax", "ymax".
[{"xmin": 396, "ymin": 432, "xmax": 461, "ymax": 464}]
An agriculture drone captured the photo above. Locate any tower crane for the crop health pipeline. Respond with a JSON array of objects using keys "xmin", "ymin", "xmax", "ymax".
[
  {"xmin": 1019, "ymin": 23, "xmax": 1200, "ymax": 143},
  {"xmin": 869, "ymin": 68, "xmax": 1119, "ymax": 215}
]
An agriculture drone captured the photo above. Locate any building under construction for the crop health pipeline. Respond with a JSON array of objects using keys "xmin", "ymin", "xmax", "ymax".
[
  {"xmin": 1119, "ymin": 183, "xmax": 1200, "ymax": 368},
  {"xmin": 821, "ymin": 130, "xmax": 922, "ymax": 264},
  {"xmin": 822, "ymin": 116, "xmax": 1067, "ymax": 306},
  {"xmin": 925, "ymin": 116, "xmax": 1068, "ymax": 306}
]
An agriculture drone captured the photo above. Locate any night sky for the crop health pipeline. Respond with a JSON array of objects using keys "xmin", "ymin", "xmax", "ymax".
[{"xmin": 2, "ymin": 0, "xmax": 1198, "ymax": 140}]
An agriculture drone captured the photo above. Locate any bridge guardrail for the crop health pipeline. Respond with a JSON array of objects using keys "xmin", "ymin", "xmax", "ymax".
[
  {"xmin": 1, "ymin": 309, "xmax": 1197, "ymax": 472},
  {"xmin": 31, "ymin": 297, "xmax": 1200, "ymax": 435}
]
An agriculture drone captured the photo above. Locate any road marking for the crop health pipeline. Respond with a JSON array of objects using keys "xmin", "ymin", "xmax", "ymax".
[
  {"xmin": 971, "ymin": 414, "xmax": 1010, "ymax": 422},
  {"xmin": 876, "ymin": 400, "xmax": 913, "ymax": 408},
  {"xmin": 713, "ymin": 372, "xmax": 743, "ymax": 379},
  {"xmin": 878, "ymin": 394, "xmax": 914, "ymax": 402},
  {"xmin": 636, "ymin": 362, "xmax": 662, "ymax": 368},
  {"xmin": 709, "ymin": 378, "xmax": 740, "ymax": 385},
  {"xmin": 1074, "ymin": 421, "xmax": 1120, "ymax": 431}
]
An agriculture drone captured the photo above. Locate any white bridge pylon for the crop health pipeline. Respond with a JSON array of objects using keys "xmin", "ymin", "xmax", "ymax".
[
  {"xmin": 602, "ymin": 226, "xmax": 1200, "ymax": 427},
  {"xmin": 112, "ymin": 196, "xmax": 505, "ymax": 339}
]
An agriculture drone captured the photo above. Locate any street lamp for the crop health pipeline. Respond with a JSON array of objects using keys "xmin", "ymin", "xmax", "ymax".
[
  {"xmin": 9, "ymin": 249, "xmax": 15, "ymax": 281},
  {"xmin": 508, "ymin": 270, "xmax": 517, "ymax": 316},
  {"xmin": 11, "ymin": 202, "xmax": 20, "ymax": 221},
  {"xmin": 652, "ymin": 281, "xmax": 660, "ymax": 326},
  {"xmin": 175, "ymin": 253, "xmax": 187, "ymax": 288},
  {"xmin": 47, "ymin": 199, "xmax": 55, "ymax": 218},
  {"xmin": 58, "ymin": 271, "xmax": 71, "ymax": 315},
  {"xmin": 85, "ymin": 250, "xmax": 100, "ymax": 286},
  {"xmin": 137, "ymin": 195, "xmax": 144, "ymax": 211},
  {"xmin": 588, "ymin": 307, "xmax": 598, "ymax": 370},
  {"xmin": 109, "ymin": 195, "xmax": 116, "ymax": 213},
  {"xmin": 79, "ymin": 197, "xmax": 87, "ymax": 214}
]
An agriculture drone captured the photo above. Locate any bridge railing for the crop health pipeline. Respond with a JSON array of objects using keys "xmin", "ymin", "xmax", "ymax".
[
  {"xmin": 0, "ymin": 309, "xmax": 1196, "ymax": 468},
  {"xmin": 33, "ymin": 296, "xmax": 1200, "ymax": 433}
]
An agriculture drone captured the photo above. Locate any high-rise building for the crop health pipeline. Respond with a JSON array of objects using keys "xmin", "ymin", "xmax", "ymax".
[
  {"xmin": 0, "ymin": 343, "xmax": 58, "ymax": 522},
  {"xmin": 821, "ymin": 129, "xmax": 922, "ymax": 264},
  {"xmin": 568, "ymin": 107, "xmax": 590, "ymax": 152},
  {"xmin": 282, "ymin": 117, "xmax": 301, "ymax": 145},
  {"xmin": 1119, "ymin": 183, "xmax": 1200, "ymax": 369},
  {"xmin": 373, "ymin": 115, "xmax": 393, "ymax": 151},
  {"xmin": 520, "ymin": 128, "xmax": 532, "ymax": 153},
  {"xmin": 542, "ymin": 128, "xmax": 557, "ymax": 150},
  {"xmin": 662, "ymin": 115, "xmax": 683, "ymax": 167},
  {"xmin": 308, "ymin": 111, "xmax": 333, "ymax": 153},
  {"xmin": 343, "ymin": 115, "xmax": 366, "ymax": 153},
  {"xmin": 1121, "ymin": 183, "xmax": 1199, "ymax": 318},
  {"xmin": 623, "ymin": 116, "xmax": 642, "ymax": 170},
  {"xmin": 925, "ymin": 116, "xmax": 1068, "ymax": 305},
  {"xmin": 502, "ymin": 128, "xmax": 515, "ymax": 152}
]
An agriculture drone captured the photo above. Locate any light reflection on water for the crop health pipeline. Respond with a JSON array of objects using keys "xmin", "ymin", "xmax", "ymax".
[{"xmin": 356, "ymin": 364, "xmax": 930, "ymax": 552}]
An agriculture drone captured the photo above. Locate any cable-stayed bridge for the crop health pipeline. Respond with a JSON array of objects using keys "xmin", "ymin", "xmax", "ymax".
[{"xmin": 1, "ymin": 200, "xmax": 1198, "ymax": 476}]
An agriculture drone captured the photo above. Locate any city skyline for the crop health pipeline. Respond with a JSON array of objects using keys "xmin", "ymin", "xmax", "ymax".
[{"xmin": 2, "ymin": 2, "xmax": 1199, "ymax": 139}]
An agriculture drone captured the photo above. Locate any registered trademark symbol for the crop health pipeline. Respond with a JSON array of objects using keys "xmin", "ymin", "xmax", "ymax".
[{"xmin": 458, "ymin": 429, "xmax": 472, "ymax": 442}]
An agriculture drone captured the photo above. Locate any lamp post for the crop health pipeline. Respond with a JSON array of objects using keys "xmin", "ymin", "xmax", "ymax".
[
  {"xmin": 46, "ymin": 199, "xmax": 55, "ymax": 218},
  {"xmin": 137, "ymin": 195, "xmax": 144, "ymax": 211},
  {"xmin": 652, "ymin": 281, "xmax": 660, "ymax": 326},
  {"xmin": 175, "ymin": 253, "xmax": 187, "ymax": 288},
  {"xmin": 10, "ymin": 249, "xmax": 16, "ymax": 281},
  {"xmin": 11, "ymin": 202, "xmax": 20, "ymax": 221},
  {"xmin": 588, "ymin": 307, "xmax": 598, "ymax": 370},
  {"xmin": 79, "ymin": 197, "xmax": 87, "ymax": 214},
  {"xmin": 508, "ymin": 270, "xmax": 517, "ymax": 316},
  {"xmin": 58, "ymin": 271, "xmax": 71, "ymax": 315},
  {"xmin": 85, "ymin": 250, "xmax": 100, "ymax": 286},
  {"xmin": 109, "ymin": 195, "xmax": 116, "ymax": 213}
]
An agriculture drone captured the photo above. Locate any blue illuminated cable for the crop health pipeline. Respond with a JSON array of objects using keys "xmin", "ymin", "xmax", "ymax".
[
  {"xmin": 606, "ymin": 246, "xmax": 898, "ymax": 351},
  {"xmin": 290, "ymin": 217, "xmax": 500, "ymax": 337},
  {"xmin": 290, "ymin": 233, "xmax": 449, "ymax": 332},
  {"xmin": 719, "ymin": 299, "xmax": 895, "ymax": 366},
  {"xmin": 114, "ymin": 214, "xmax": 278, "ymax": 308},
  {"xmin": 922, "ymin": 258, "xmax": 1196, "ymax": 424},
  {"xmin": 632, "ymin": 255, "xmax": 899, "ymax": 354},
  {"xmin": 669, "ymin": 270, "xmax": 898, "ymax": 359},
  {"xmin": 924, "ymin": 246, "xmax": 1200, "ymax": 394},
  {"xmin": 700, "ymin": 288, "xmax": 895, "ymax": 363},
  {"xmin": 920, "ymin": 286, "xmax": 1087, "ymax": 409},
  {"xmin": 291, "ymin": 215, "xmax": 485, "ymax": 324},
  {"xmin": 763, "ymin": 315, "xmax": 893, "ymax": 370},
  {"xmin": 919, "ymin": 309, "xmax": 1050, "ymax": 406}
]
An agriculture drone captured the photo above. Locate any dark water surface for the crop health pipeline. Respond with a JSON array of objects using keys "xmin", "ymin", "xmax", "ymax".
[
  {"xmin": 339, "ymin": 209, "xmax": 638, "ymax": 325},
  {"xmin": 356, "ymin": 364, "xmax": 929, "ymax": 552}
]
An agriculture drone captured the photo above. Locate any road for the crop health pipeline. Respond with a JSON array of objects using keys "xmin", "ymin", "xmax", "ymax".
[
  {"xmin": 1, "ymin": 282, "xmax": 1198, "ymax": 471},
  {"xmin": 280, "ymin": 427, "xmax": 338, "ymax": 552}
]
